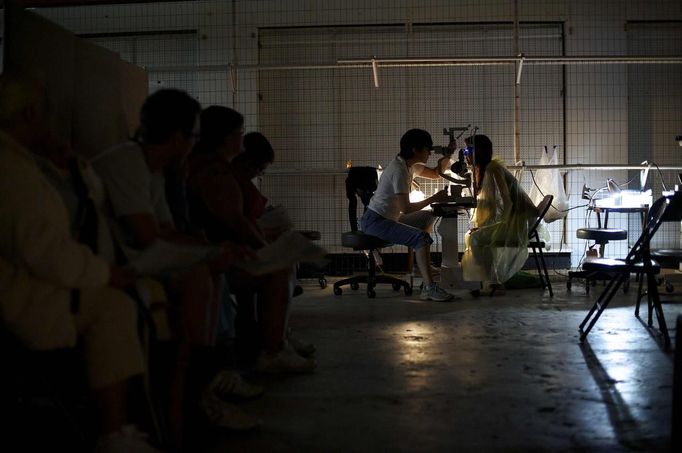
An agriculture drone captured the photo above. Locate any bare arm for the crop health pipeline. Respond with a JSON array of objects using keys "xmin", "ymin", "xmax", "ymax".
[
  {"xmin": 120, "ymin": 213, "xmax": 161, "ymax": 249},
  {"xmin": 121, "ymin": 212, "xmax": 211, "ymax": 249},
  {"xmin": 195, "ymin": 171, "xmax": 268, "ymax": 249},
  {"xmin": 414, "ymin": 156, "xmax": 455, "ymax": 180},
  {"xmin": 396, "ymin": 189, "xmax": 449, "ymax": 214}
]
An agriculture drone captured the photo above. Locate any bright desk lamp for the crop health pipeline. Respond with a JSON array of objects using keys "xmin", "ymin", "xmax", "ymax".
[{"xmin": 599, "ymin": 177, "xmax": 652, "ymax": 208}]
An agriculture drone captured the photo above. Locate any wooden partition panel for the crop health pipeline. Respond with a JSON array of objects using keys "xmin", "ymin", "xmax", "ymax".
[
  {"xmin": 119, "ymin": 59, "xmax": 148, "ymax": 142},
  {"xmin": 73, "ymin": 38, "xmax": 128, "ymax": 157},
  {"xmin": 3, "ymin": 1, "xmax": 147, "ymax": 157},
  {"xmin": 5, "ymin": 0, "xmax": 75, "ymax": 146}
]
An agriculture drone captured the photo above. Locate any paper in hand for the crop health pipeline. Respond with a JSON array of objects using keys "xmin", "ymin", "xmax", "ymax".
[
  {"xmin": 127, "ymin": 240, "xmax": 221, "ymax": 276},
  {"xmin": 236, "ymin": 230, "xmax": 328, "ymax": 276},
  {"xmin": 256, "ymin": 205, "xmax": 294, "ymax": 231}
]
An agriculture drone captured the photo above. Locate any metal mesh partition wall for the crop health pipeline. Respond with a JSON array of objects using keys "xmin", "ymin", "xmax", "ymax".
[
  {"xmin": 86, "ymin": 32, "xmax": 199, "ymax": 95},
  {"xmin": 27, "ymin": 0, "xmax": 682, "ymax": 271},
  {"xmin": 627, "ymin": 21, "xmax": 682, "ymax": 251},
  {"xmin": 0, "ymin": 10, "xmax": 4, "ymax": 71},
  {"xmin": 257, "ymin": 23, "xmax": 563, "ymax": 254}
]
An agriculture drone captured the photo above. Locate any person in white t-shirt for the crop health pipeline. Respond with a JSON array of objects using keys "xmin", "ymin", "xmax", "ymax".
[
  {"xmin": 92, "ymin": 90, "xmax": 258, "ymax": 443},
  {"xmin": 360, "ymin": 128, "xmax": 455, "ymax": 302}
]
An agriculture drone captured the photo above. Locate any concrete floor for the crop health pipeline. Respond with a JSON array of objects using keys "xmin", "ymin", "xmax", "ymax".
[{"xmin": 211, "ymin": 277, "xmax": 678, "ymax": 452}]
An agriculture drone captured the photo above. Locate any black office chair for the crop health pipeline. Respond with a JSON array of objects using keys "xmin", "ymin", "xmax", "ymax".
[
  {"xmin": 333, "ymin": 167, "xmax": 412, "ymax": 298},
  {"xmin": 527, "ymin": 194, "xmax": 554, "ymax": 297},
  {"xmin": 578, "ymin": 192, "xmax": 682, "ymax": 348}
]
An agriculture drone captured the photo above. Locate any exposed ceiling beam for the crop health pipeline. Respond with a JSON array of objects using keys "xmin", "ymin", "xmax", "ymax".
[{"xmin": 7, "ymin": 0, "xmax": 192, "ymax": 7}]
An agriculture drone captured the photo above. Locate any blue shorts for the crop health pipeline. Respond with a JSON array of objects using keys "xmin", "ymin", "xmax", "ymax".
[{"xmin": 360, "ymin": 208, "xmax": 434, "ymax": 250}]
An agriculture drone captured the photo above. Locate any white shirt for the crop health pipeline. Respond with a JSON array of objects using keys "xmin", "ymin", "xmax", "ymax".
[
  {"xmin": 368, "ymin": 155, "xmax": 423, "ymax": 221},
  {"xmin": 91, "ymin": 141, "xmax": 174, "ymax": 258}
]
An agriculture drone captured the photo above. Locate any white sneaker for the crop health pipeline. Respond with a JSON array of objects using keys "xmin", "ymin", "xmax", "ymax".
[
  {"xmin": 96, "ymin": 425, "xmax": 160, "ymax": 453},
  {"xmin": 201, "ymin": 394, "xmax": 261, "ymax": 431},
  {"xmin": 420, "ymin": 283, "xmax": 455, "ymax": 302},
  {"xmin": 287, "ymin": 331, "xmax": 316, "ymax": 358},
  {"xmin": 206, "ymin": 370, "xmax": 264, "ymax": 401},
  {"xmin": 256, "ymin": 344, "xmax": 316, "ymax": 374}
]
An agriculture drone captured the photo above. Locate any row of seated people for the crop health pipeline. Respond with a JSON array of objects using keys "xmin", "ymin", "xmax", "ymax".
[{"xmin": 0, "ymin": 74, "xmax": 314, "ymax": 453}]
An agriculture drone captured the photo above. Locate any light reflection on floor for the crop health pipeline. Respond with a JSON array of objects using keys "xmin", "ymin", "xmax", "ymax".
[{"xmin": 215, "ymin": 281, "xmax": 677, "ymax": 452}]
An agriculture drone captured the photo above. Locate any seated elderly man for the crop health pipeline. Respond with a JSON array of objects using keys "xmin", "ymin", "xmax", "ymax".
[{"xmin": 0, "ymin": 74, "xmax": 157, "ymax": 452}]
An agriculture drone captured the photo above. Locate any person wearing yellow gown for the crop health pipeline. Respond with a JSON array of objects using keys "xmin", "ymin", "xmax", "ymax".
[{"xmin": 461, "ymin": 135, "xmax": 538, "ymax": 287}]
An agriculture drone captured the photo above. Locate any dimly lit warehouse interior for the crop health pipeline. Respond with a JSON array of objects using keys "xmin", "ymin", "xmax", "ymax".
[{"xmin": 1, "ymin": 0, "xmax": 681, "ymax": 451}]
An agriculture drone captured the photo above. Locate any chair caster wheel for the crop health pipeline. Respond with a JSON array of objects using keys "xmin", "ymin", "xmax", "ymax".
[
  {"xmin": 333, "ymin": 287, "xmax": 342, "ymax": 295},
  {"xmin": 392, "ymin": 282, "xmax": 401, "ymax": 291},
  {"xmin": 367, "ymin": 288, "xmax": 376, "ymax": 298},
  {"xmin": 319, "ymin": 278, "xmax": 327, "ymax": 289},
  {"xmin": 350, "ymin": 282, "xmax": 359, "ymax": 291},
  {"xmin": 404, "ymin": 286, "xmax": 412, "ymax": 296}
]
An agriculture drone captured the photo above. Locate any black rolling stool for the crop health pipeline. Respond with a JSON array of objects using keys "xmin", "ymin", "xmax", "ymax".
[
  {"xmin": 567, "ymin": 227, "xmax": 627, "ymax": 293},
  {"xmin": 333, "ymin": 166, "xmax": 412, "ymax": 299},
  {"xmin": 650, "ymin": 249, "xmax": 682, "ymax": 293}
]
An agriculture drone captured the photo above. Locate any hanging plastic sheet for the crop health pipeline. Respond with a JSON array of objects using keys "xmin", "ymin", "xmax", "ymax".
[{"xmin": 528, "ymin": 146, "xmax": 568, "ymax": 223}]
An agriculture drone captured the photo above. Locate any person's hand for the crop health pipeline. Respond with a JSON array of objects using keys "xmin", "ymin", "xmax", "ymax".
[
  {"xmin": 109, "ymin": 265, "xmax": 135, "ymax": 289},
  {"xmin": 222, "ymin": 241, "xmax": 258, "ymax": 261},
  {"xmin": 430, "ymin": 189, "xmax": 450, "ymax": 203},
  {"xmin": 262, "ymin": 226, "xmax": 287, "ymax": 241},
  {"xmin": 210, "ymin": 241, "xmax": 258, "ymax": 272},
  {"xmin": 437, "ymin": 155, "xmax": 452, "ymax": 168},
  {"xmin": 458, "ymin": 173, "xmax": 472, "ymax": 186}
]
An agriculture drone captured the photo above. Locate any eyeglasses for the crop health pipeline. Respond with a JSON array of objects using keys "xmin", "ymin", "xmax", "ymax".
[{"xmin": 252, "ymin": 162, "xmax": 271, "ymax": 176}]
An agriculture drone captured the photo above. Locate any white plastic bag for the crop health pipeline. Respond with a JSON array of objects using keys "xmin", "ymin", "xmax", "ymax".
[
  {"xmin": 528, "ymin": 146, "xmax": 568, "ymax": 223},
  {"xmin": 535, "ymin": 222, "xmax": 552, "ymax": 250}
]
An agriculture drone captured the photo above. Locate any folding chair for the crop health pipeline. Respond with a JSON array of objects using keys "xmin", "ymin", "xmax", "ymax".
[
  {"xmin": 578, "ymin": 193, "xmax": 681, "ymax": 348},
  {"xmin": 528, "ymin": 194, "xmax": 554, "ymax": 297}
]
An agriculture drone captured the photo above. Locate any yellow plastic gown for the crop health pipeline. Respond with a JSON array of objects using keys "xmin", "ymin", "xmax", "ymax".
[{"xmin": 462, "ymin": 159, "xmax": 538, "ymax": 284}]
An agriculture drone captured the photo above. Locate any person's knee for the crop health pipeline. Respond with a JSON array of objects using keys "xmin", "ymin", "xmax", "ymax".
[
  {"xmin": 81, "ymin": 288, "xmax": 144, "ymax": 389},
  {"xmin": 413, "ymin": 231, "xmax": 433, "ymax": 250}
]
